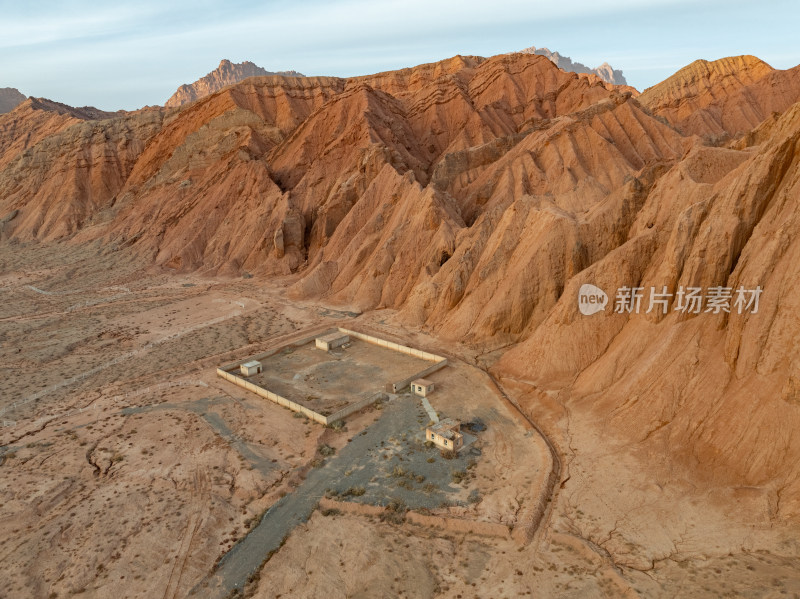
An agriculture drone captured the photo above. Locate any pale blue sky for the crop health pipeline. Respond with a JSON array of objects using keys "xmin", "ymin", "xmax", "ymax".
[{"xmin": 2, "ymin": 0, "xmax": 798, "ymax": 110}]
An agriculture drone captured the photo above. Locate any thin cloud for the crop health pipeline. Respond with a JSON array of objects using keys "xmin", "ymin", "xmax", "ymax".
[
  {"xmin": 1, "ymin": 6, "xmax": 161, "ymax": 48},
  {"xmin": 1, "ymin": 0, "xmax": 797, "ymax": 109}
]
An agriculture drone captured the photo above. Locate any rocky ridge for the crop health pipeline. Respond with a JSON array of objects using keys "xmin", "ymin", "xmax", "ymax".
[
  {"xmin": 0, "ymin": 87, "xmax": 26, "ymax": 113},
  {"xmin": 165, "ymin": 59, "xmax": 305, "ymax": 107},
  {"xmin": 518, "ymin": 45, "xmax": 628, "ymax": 85},
  {"xmin": 640, "ymin": 55, "xmax": 800, "ymax": 137}
]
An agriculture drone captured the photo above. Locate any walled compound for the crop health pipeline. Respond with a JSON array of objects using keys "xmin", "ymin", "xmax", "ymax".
[{"xmin": 217, "ymin": 327, "xmax": 447, "ymax": 425}]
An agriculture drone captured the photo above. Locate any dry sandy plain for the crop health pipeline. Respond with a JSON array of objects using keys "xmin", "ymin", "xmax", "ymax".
[{"xmin": 2, "ymin": 241, "xmax": 799, "ymax": 599}]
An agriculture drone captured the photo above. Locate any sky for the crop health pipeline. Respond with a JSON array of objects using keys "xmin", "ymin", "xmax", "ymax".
[{"xmin": 2, "ymin": 0, "xmax": 799, "ymax": 111}]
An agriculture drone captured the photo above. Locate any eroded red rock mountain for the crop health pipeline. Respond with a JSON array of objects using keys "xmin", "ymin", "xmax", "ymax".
[
  {"xmin": 640, "ymin": 55, "xmax": 800, "ymax": 137},
  {"xmin": 2, "ymin": 51, "xmax": 800, "ymax": 536}
]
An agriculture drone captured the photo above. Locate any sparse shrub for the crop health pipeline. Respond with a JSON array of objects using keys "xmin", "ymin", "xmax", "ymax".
[
  {"xmin": 391, "ymin": 465, "xmax": 408, "ymax": 478},
  {"xmin": 386, "ymin": 498, "xmax": 407, "ymax": 512},
  {"xmin": 342, "ymin": 486, "xmax": 365, "ymax": 497},
  {"xmin": 321, "ymin": 508, "xmax": 341, "ymax": 517},
  {"xmin": 440, "ymin": 449, "xmax": 456, "ymax": 460},
  {"xmin": 381, "ymin": 498, "xmax": 408, "ymax": 524},
  {"xmin": 451, "ymin": 470, "xmax": 466, "ymax": 484},
  {"xmin": 318, "ymin": 444, "xmax": 335, "ymax": 457},
  {"xmin": 382, "ymin": 511, "xmax": 406, "ymax": 525}
]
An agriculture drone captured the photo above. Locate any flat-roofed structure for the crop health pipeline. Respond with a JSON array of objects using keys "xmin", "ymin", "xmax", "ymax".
[
  {"xmin": 411, "ymin": 378, "xmax": 435, "ymax": 397},
  {"xmin": 315, "ymin": 332, "xmax": 350, "ymax": 351},
  {"xmin": 240, "ymin": 360, "xmax": 262, "ymax": 376},
  {"xmin": 426, "ymin": 418, "xmax": 463, "ymax": 452}
]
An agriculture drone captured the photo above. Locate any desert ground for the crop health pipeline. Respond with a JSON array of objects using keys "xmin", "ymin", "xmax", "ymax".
[
  {"xmin": 2, "ymin": 241, "xmax": 799, "ymax": 599},
  {"xmin": 0, "ymin": 241, "xmax": 547, "ymax": 598},
  {"xmin": 244, "ymin": 336, "xmax": 433, "ymax": 416}
]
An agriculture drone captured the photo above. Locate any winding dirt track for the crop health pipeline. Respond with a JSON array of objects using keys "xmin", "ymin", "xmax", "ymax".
[{"xmin": 482, "ymin": 371, "xmax": 563, "ymax": 544}]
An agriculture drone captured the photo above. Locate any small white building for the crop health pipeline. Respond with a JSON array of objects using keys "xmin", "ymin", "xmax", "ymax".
[
  {"xmin": 240, "ymin": 360, "xmax": 263, "ymax": 376},
  {"xmin": 411, "ymin": 378, "xmax": 435, "ymax": 397},
  {"xmin": 315, "ymin": 332, "xmax": 350, "ymax": 351}
]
